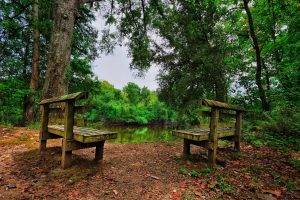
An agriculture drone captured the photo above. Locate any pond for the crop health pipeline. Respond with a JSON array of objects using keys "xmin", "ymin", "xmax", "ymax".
[{"xmin": 90, "ymin": 124, "xmax": 178, "ymax": 144}]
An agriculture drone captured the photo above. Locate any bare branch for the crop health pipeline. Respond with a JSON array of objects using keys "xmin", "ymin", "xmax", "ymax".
[{"xmin": 79, "ymin": 0, "xmax": 102, "ymax": 4}]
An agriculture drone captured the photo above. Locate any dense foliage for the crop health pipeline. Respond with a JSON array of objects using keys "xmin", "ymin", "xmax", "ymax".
[
  {"xmin": 0, "ymin": 0, "xmax": 299, "ymax": 136},
  {"xmin": 0, "ymin": 0, "xmax": 98, "ymax": 124},
  {"xmin": 99, "ymin": 0, "xmax": 299, "ymax": 133},
  {"xmin": 87, "ymin": 81, "xmax": 177, "ymax": 125}
]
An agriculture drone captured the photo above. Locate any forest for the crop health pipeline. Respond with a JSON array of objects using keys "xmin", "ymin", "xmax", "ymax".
[{"xmin": 0, "ymin": 0, "xmax": 299, "ymax": 199}]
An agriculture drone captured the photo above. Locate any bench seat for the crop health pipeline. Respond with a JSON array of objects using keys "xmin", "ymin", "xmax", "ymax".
[
  {"xmin": 48, "ymin": 125, "xmax": 117, "ymax": 143},
  {"xmin": 173, "ymin": 127, "xmax": 235, "ymax": 141}
]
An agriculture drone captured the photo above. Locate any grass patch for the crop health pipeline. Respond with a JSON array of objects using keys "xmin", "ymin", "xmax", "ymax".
[
  {"xmin": 178, "ymin": 166, "xmax": 202, "ymax": 178},
  {"xmin": 216, "ymin": 175, "xmax": 234, "ymax": 193},
  {"xmin": 246, "ymin": 165, "xmax": 262, "ymax": 175},
  {"xmin": 26, "ymin": 122, "xmax": 41, "ymax": 130},
  {"xmin": 189, "ymin": 169, "xmax": 200, "ymax": 178},
  {"xmin": 272, "ymin": 172, "xmax": 283, "ymax": 186},
  {"xmin": 200, "ymin": 167, "xmax": 212, "ymax": 176},
  {"xmin": 285, "ymin": 179, "xmax": 296, "ymax": 192},
  {"xmin": 290, "ymin": 159, "xmax": 300, "ymax": 171},
  {"xmin": 179, "ymin": 166, "xmax": 189, "ymax": 175},
  {"xmin": 243, "ymin": 131, "xmax": 300, "ymax": 152}
]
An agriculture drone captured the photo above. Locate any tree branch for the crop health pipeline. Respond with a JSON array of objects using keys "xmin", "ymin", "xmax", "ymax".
[{"xmin": 79, "ymin": 0, "xmax": 102, "ymax": 4}]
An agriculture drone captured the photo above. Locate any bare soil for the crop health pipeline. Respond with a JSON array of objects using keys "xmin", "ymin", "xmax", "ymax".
[{"xmin": 0, "ymin": 126, "xmax": 299, "ymax": 200}]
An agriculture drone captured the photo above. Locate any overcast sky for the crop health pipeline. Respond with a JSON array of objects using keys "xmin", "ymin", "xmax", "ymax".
[{"xmin": 91, "ymin": 14, "xmax": 159, "ymax": 90}]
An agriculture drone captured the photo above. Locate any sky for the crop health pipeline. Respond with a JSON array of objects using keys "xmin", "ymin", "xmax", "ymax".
[{"xmin": 91, "ymin": 14, "xmax": 159, "ymax": 90}]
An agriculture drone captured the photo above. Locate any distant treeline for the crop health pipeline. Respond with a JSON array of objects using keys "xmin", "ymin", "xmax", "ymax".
[
  {"xmin": 0, "ymin": 79, "xmax": 179, "ymax": 125},
  {"xmin": 87, "ymin": 81, "xmax": 178, "ymax": 125}
]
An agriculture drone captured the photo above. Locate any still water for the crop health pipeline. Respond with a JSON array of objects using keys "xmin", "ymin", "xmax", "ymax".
[{"xmin": 91, "ymin": 124, "xmax": 177, "ymax": 144}]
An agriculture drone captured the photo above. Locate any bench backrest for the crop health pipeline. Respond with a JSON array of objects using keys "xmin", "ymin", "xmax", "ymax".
[
  {"xmin": 197, "ymin": 99, "xmax": 245, "ymax": 150},
  {"xmin": 40, "ymin": 92, "xmax": 88, "ymax": 140}
]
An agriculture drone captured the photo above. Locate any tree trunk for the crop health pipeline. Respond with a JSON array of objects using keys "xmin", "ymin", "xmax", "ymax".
[
  {"xmin": 243, "ymin": 0, "xmax": 270, "ymax": 111},
  {"xmin": 26, "ymin": 0, "xmax": 40, "ymax": 123},
  {"xmin": 262, "ymin": 60, "xmax": 271, "ymax": 92},
  {"xmin": 42, "ymin": 0, "xmax": 78, "ymax": 99},
  {"xmin": 214, "ymin": 69, "xmax": 227, "ymax": 102},
  {"xmin": 22, "ymin": 33, "xmax": 31, "ymax": 126}
]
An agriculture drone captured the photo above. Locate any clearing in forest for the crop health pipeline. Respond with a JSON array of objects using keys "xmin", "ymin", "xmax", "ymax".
[{"xmin": 0, "ymin": 126, "xmax": 299, "ymax": 199}]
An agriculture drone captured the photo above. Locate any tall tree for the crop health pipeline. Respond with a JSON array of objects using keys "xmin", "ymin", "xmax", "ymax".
[
  {"xmin": 42, "ymin": 0, "xmax": 77, "ymax": 98},
  {"xmin": 100, "ymin": 0, "xmax": 230, "ymax": 107},
  {"xmin": 25, "ymin": 0, "xmax": 40, "ymax": 122},
  {"xmin": 243, "ymin": 0, "xmax": 270, "ymax": 111},
  {"xmin": 42, "ymin": 0, "xmax": 101, "ymax": 99}
]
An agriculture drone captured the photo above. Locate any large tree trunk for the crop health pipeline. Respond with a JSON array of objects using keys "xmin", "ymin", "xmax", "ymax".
[
  {"xmin": 243, "ymin": 0, "xmax": 270, "ymax": 111},
  {"xmin": 25, "ymin": 0, "xmax": 40, "ymax": 123},
  {"xmin": 42, "ymin": 0, "xmax": 78, "ymax": 99}
]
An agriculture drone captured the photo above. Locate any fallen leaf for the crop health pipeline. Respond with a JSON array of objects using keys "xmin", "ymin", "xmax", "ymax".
[
  {"xmin": 6, "ymin": 184, "xmax": 16, "ymax": 190},
  {"xmin": 171, "ymin": 189, "xmax": 181, "ymax": 200},
  {"xmin": 149, "ymin": 175, "xmax": 160, "ymax": 180},
  {"xmin": 262, "ymin": 188, "xmax": 282, "ymax": 197},
  {"xmin": 179, "ymin": 181, "xmax": 186, "ymax": 189},
  {"xmin": 194, "ymin": 191, "xmax": 202, "ymax": 197},
  {"xmin": 257, "ymin": 193, "xmax": 277, "ymax": 200},
  {"xmin": 208, "ymin": 180, "xmax": 217, "ymax": 189},
  {"xmin": 113, "ymin": 189, "xmax": 118, "ymax": 195}
]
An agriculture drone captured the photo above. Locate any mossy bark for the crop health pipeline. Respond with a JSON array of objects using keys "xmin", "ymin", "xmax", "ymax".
[{"xmin": 43, "ymin": 0, "xmax": 78, "ymax": 99}]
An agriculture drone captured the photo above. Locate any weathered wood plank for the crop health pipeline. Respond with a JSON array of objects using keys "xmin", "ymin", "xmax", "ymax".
[
  {"xmin": 62, "ymin": 139, "xmax": 72, "ymax": 169},
  {"xmin": 40, "ymin": 92, "xmax": 87, "ymax": 105},
  {"xmin": 201, "ymin": 99, "xmax": 245, "ymax": 111},
  {"xmin": 95, "ymin": 141, "xmax": 105, "ymax": 161},
  {"xmin": 172, "ymin": 128, "xmax": 234, "ymax": 142},
  {"xmin": 234, "ymin": 111, "xmax": 242, "ymax": 152},
  {"xmin": 63, "ymin": 140, "xmax": 103, "ymax": 151},
  {"xmin": 49, "ymin": 105, "xmax": 87, "ymax": 114},
  {"xmin": 183, "ymin": 139, "xmax": 191, "ymax": 158},
  {"xmin": 62, "ymin": 101, "xmax": 75, "ymax": 169},
  {"xmin": 208, "ymin": 108, "xmax": 219, "ymax": 168},
  {"xmin": 64, "ymin": 101, "xmax": 75, "ymax": 140},
  {"xmin": 39, "ymin": 104, "xmax": 49, "ymax": 153},
  {"xmin": 47, "ymin": 125, "xmax": 117, "ymax": 143}
]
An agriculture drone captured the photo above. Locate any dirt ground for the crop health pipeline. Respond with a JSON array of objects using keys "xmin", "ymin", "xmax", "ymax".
[{"xmin": 0, "ymin": 126, "xmax": 299, "ymax": 200}]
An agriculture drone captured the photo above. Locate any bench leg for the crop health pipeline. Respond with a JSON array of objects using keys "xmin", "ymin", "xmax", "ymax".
[
  {"xmin": 234, "ymin": 136, "xmax": 241, "ymax": 152},
  {"xmin": 95, "ymin": 141, "xmax": 105, "ymax": 161},
  {"xmin": 39, "ymin": 139, "xmax": 47, "ymax": 153},
  {"xmin": 208, "ymin": 141, "xmax": 217, "ymax": 168},
  {"xmin": 183, "ymin": 139, "xmax": 191, "ymax": 158},
  {"xmin": 62, "ymin": 139, "xmax": 72, "ymax": 169},
  {"xmin": 39, "ymin": 139, "xmax": 47, "ymax": 163}
]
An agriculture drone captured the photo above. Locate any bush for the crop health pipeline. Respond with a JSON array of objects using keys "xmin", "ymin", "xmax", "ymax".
[{"xmin": 0, "ymin": 78, "xmax": 29, "ymax": 125}]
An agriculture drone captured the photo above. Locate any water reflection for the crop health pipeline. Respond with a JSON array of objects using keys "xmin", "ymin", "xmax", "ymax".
[{"xmin": 91, "ymin": 124, "xmax": 177, "ymax": 144}]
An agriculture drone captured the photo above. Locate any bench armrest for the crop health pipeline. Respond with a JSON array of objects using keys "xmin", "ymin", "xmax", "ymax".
[{"xmin": 40, "ymin": 92, "xmax": 88, "ymax": 105}]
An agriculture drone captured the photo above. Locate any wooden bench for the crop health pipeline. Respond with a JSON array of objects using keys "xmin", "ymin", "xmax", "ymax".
[
  {"xmin": 173, "ymin": 99, "xmax": 245, "ymax": 168},
  {"xmin": 39, "ymin": 92, "xmax": 117, "ymax": 169}
]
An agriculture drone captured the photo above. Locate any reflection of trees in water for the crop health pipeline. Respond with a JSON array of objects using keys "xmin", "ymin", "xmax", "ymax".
[{"xmin": 97, "ymin": 125, "xmax": 175, "ymax": 144}]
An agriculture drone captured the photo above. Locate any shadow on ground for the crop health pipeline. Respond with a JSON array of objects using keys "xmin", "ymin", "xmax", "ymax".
[{"xmin": 12, "ymin": 146, "xmax": 103, "ymax": 182}]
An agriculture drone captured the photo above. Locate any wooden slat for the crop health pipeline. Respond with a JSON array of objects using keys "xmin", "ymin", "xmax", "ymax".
[
  {"xmin": 39, "ymin": 104, "xmax": 49, "ymax": 152},
  {"xmin": 47, "ymin": 125, "xmax": 117, "ymax": 143},
  {"xmin": 40, "ymin": 92, "xmax": 88, "ymax": 105},
  {"xmin": 201, "ymin": 99, "xmax": 245, "ymax": 112},
  {"xmin": 64, "ymin": 101, "xmax": 75, "ymax": 140},
  {"xmin": 234, "ymin": 111, "xmax": 242, "ymax": 151},
  {"xmin": 49, "ymin": 105, "xmax": 86, "ymax": 113},
  {"xmin": 172, "ymin": 127, "xmax": 235, "ymax": 142},
  {"xmin": 208, "ymin": 108, "xmax": 219, "ymax": 168}
]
